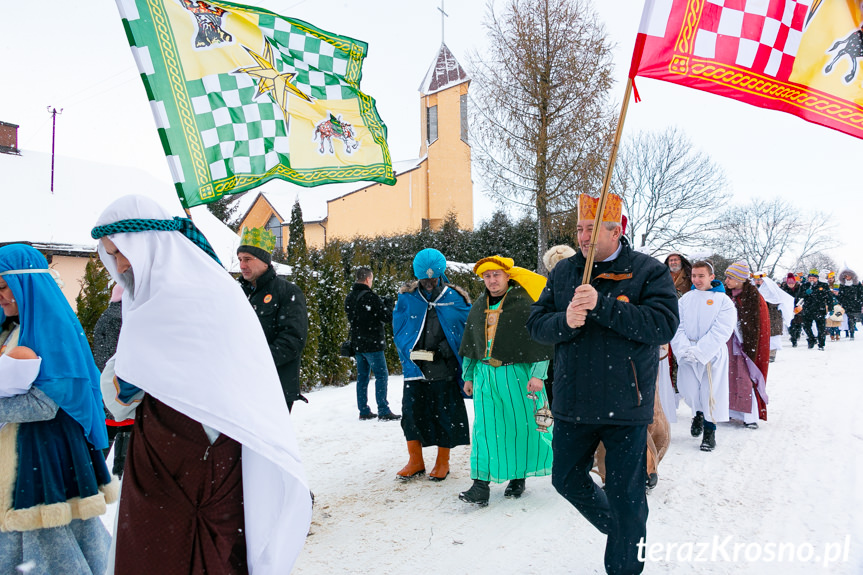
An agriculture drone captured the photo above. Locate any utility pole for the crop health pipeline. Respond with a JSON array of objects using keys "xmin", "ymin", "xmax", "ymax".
[{"xmin": 47, "ymin": 106, "xmax": 63, "ymax": 193}]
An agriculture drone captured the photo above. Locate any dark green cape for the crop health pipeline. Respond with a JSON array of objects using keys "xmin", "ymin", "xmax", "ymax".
[{"xmin": 459, "ymin": 283, "xmax": 551, "ymax": 364}]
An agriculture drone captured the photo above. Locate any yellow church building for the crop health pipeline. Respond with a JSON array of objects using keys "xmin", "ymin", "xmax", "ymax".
[{"xmin": 235, "ymin": 43, "xmax": 472, "ymax": 250}]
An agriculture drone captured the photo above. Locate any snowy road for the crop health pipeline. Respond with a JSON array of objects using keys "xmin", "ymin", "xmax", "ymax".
[
  {"xmin": 290, "ymin": 335, "xmax": 862, "ymax": 574},
  {"xmin": 100, "ymin": 334, "xmax": 861, "ymax": 573}
]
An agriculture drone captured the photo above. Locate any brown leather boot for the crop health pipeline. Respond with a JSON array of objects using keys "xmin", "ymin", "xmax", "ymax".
[
  {"xmin": 428, "ymin": 447, "xmax": 450, "ymax": 481},
  {"xmin": 396, "ymin": 440, "xmax": 425, "ymax": 479}
]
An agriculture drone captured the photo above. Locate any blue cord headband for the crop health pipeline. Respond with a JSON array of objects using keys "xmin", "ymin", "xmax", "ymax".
[{"xmin": 91, "ymin": 217, "xmax": 221, "ymax": 265}]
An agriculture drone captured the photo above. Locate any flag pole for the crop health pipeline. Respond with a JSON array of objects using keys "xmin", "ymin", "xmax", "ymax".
[{"xmin": 582, "ymin": 77, "xmax": 634, "ymax": 285}]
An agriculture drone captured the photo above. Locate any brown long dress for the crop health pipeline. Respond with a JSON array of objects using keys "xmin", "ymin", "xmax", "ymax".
[{"xmin": 114, "ymin": 394, "xmax": 247, "ymax": 575}]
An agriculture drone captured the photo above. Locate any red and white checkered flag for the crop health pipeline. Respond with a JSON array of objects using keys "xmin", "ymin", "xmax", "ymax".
[{"xmin": 630, "ymin": 0, "xmax": 863, "ymax": 140}]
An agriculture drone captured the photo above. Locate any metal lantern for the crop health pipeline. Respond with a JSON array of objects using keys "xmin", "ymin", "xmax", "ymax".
[{"xmin": 527, "ymin": 391, "xmax": 554, "ymax": 433}]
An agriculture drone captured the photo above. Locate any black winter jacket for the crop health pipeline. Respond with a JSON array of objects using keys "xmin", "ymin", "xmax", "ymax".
[
  {"xmin": 345, "ymin": 283, "xmax": 393, "ymax": 353},
  {"xmin": 239, "ymin": 267, "xmax": 308, "ymax": 405},
  {"xmin": 797, "ymin": 280, "xmax": 834, "ymax": 319},
  {"xmin": 527, "ymin": 239, "xmax": 679, "ymax": 425},
  {"xmin": 838, "ymin": 281, "xmax": 863, "ymax": 315}
]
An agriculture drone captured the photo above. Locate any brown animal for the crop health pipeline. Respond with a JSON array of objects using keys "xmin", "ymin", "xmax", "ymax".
[{"xmin": 593, "ymin": 374, "xmax": 670, "ymax": 487}]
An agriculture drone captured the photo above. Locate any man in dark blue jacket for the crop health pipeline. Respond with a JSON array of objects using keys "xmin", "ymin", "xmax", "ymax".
[{"xmin": 527, "ymin": 193, "xmax": 679, "ymax": 575}]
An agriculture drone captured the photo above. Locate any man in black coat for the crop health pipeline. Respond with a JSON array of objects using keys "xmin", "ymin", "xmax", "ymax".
[
  {"xmin": 798, "ymin": 270, "xmax": 833, "ymax": 350},
  {"xmin": 345, "ymin": 267, "xmax": 400, "ymax": 421},
  {"xmin": 838, "ymin": 269, "xmax": 863, "ymax": 339},
  {"xmin": 527, "ymin": 193, "xmax": 679, "ymax": 575},
  {"xmin": 237, "ymin": 232, "xmax": 308, "ymax": 411}
]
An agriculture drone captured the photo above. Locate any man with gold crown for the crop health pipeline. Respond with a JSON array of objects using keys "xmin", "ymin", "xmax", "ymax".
[
  {"xmin": 237, "ymin": 227, "xmax": 309, "ymax": 411},
  {"xmin": 457, "ymin": 256, "xmax": 553, "ymax": 506},
  {"xmin": 527, "ymin": 193, "xmax": 678, "ymax": 575}
]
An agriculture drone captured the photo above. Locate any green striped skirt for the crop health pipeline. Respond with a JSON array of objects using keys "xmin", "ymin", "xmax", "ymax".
[{"xmin": 469, "ymin": 363, "xmax": 553, "ymax": 483}]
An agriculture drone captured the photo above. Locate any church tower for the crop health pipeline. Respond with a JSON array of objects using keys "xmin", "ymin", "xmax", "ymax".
[{"xmin": 419, "ymin": 43, "xmax": 473, "ymax": 230}]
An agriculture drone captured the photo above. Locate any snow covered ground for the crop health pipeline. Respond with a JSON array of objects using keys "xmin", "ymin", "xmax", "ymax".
[{"xmin": 104, "ymin": 333, "xmax": 862, "ymax": 574}]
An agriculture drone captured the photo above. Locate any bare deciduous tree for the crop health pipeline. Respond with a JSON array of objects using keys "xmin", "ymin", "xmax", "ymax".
[
  {"xmin": 796, "ymin": 252, "xmax": 838, "ymax": 276},
  {"xmin": 713, "ymin": 197, "xmax": 838, "ymax": 277},
  {"xmin": 610, "ymin": 127, "xmax": 729, "ymax": 256},
  {"xmin": 469, "ymin": 0, "xmax": 616, "ymax": 273},
  {"xmin": 791, "ymin": 217, "xmax": 840, "ymax": 272}
]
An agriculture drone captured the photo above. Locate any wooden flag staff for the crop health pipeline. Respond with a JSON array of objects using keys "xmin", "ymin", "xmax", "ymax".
[{"xmin": 582, "ymin": 77, "xmax": 634, "ymax": 285}]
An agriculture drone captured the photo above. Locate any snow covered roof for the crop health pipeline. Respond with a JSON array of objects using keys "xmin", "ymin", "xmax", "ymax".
[
  {"xmin": 418, "ymin": 43, "xmax": 469, "ymax": 96},
  {"xmin": 0, "ymin": 149, "xmax": 181, "ymax": 247},
  {"xmin": 0, "ymin": 149, "xmax": 283, "ymax": 273},
  {"xmin": 234, "ymin": 157, "xmax": 425, "ymax": 225}
]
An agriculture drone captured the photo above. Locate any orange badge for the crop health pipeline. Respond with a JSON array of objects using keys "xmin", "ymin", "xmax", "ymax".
[
  {"xmin": 263, "ymin": 294, "xmax": 273, "ymax": 304},
  {"xmin": 706, "ymin": 299, "xmax": 714, "ymax": 305},
  {"xmin": 616, "ymin": 295, "xmax": 629, "ymax": 303}
]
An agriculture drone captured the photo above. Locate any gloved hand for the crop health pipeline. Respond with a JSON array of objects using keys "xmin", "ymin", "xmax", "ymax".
[
  {"xmin": 679, "ymin": 349, "xmax": 698, "ymax": 364},
  {"xmin": 383, "ymin": 296, "xmax": 395, "ymax": 309}
]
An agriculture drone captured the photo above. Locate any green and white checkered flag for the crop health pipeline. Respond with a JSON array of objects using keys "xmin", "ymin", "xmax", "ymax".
[{"xmin": 116, "ymin": 0, "xmax": 395, "ymax": 209}]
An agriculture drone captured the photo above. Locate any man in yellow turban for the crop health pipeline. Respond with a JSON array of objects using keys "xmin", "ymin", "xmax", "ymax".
[{"xmin": 457, "ymin": 256, "xmax": 553, "ymax": 506}]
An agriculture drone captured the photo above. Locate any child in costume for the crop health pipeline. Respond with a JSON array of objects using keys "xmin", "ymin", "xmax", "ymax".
[{"xmin": 671, "ymin": 261, "xmax": 737, "ymax": 451}]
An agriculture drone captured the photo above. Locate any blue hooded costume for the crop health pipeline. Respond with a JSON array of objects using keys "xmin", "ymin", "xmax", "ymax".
[
  {"xmin": 0, "ymin": 244, "xmax": 115, "ymax": 538},
  {"xmin": 392, "ymin": 249, "xmax": 472, "ymax": 456},
  {"xmin": 393, "ymin": 249, "xmax": 471, "ymax": 382}
]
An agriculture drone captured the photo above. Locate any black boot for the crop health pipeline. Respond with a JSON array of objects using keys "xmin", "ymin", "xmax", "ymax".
[
  {"xmin": 700, "ymin": 427, "xmax": 716, "ymax": 452},
  {"xmin": 690, "ymin": 411, "xmax": 704, "ymax": 437},
  {"xmin": 459, "ymin": 479, "xmax": 490, "ymax": 506},
  {"xmin": 504, "ymin": 478, "xmax": 525, "ymax": 498}
]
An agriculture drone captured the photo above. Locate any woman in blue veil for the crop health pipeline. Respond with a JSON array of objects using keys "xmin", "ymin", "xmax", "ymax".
[{"xmin": 0, "ymin": 243, "xmax": 117, "ymax": 575}]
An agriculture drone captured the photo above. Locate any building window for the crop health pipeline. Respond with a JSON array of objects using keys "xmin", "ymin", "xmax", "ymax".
[
  {"xmin": 266, "ymin": 215, "xmax": 283, "ymax": 250},
  {"xmin": 427, "ymin": 105, "xmax": 438, "ymax": 144},
  {"xmin": 460, "ymin": 94, "xmax": 468, "ymax": 143}
]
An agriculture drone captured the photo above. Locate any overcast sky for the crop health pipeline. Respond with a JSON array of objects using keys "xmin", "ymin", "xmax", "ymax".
[{"xmin": 1, "ymin": 0, "xmax": 860, "ymax": 272}]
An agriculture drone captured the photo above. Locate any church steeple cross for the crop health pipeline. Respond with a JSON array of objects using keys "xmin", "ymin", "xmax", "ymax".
[{"xmin": 437, "ymin": 0, "xmax": 449, "ymax": 44}]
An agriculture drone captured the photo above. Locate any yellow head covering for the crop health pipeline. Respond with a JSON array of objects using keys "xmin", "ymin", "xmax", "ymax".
[{"xmin": 473, "ymin": 256, "xmax": 547, "ymax": 302}]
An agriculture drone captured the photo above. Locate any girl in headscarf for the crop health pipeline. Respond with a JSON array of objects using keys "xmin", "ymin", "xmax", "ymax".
[{"xmin": 0, "ymin": 243, "xmax": 116, "ymax": 575}]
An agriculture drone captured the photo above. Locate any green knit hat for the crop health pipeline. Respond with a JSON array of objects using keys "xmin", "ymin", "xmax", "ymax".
[
  {"xmin": 808, "ymin": 269, "xmax": 819, "ymax": 278},
  {"xmin": 237, "ymin": 227, "xmax": 276, "ymax": 264}
]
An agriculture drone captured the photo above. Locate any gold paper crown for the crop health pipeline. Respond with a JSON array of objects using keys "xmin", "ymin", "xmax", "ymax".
[
  {"xmin": 577, "ymin": 194, "xmax": 623, "ymax": 223},
  {"xmin": 240, "ymin": 226, "xmax": 277, "ymax": 253}
]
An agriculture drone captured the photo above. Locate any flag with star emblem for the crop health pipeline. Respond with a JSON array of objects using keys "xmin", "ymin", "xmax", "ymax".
[
  {"xmin": 630, "ymin": 0, "xmax": 863, "ymax": 141},
  {"xmin": 116, "ymin": 0, "xmax": 396, "ymax": 209}
]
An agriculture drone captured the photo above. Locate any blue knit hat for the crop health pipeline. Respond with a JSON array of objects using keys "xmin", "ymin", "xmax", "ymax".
[{"xmin": 413, "ymin": 248, "xmax": 449, "ymax": 283}]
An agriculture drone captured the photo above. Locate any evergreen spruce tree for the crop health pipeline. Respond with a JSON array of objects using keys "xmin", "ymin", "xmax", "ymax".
[
  {"xmin": 75, "ymin": 256, "xmax": 112, "ymax": 346},
  {"xmin": 291, "ymin": 250, "xmax": 321, "ymax": 392},
  {"xmin": 205, "ymin": 193, "xmax": 244, "ymax": 230},
  {"xmin": 286, "ymin": 203, "xmax": 320, "ymax": 391},
  {"xmin": 287, "ymin": 199, "xmax": 307, "ymax": 264},
  {"xmin": 316, "ymin": 242, "xmax": 351, "ymax": 386},
  {"xmin": 436, "ymin": 211, "xmax": 468, "ymax": 262},
  {"xmin": 371, "ymin": 260, "xmax": 404, "ymax": 376}
]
